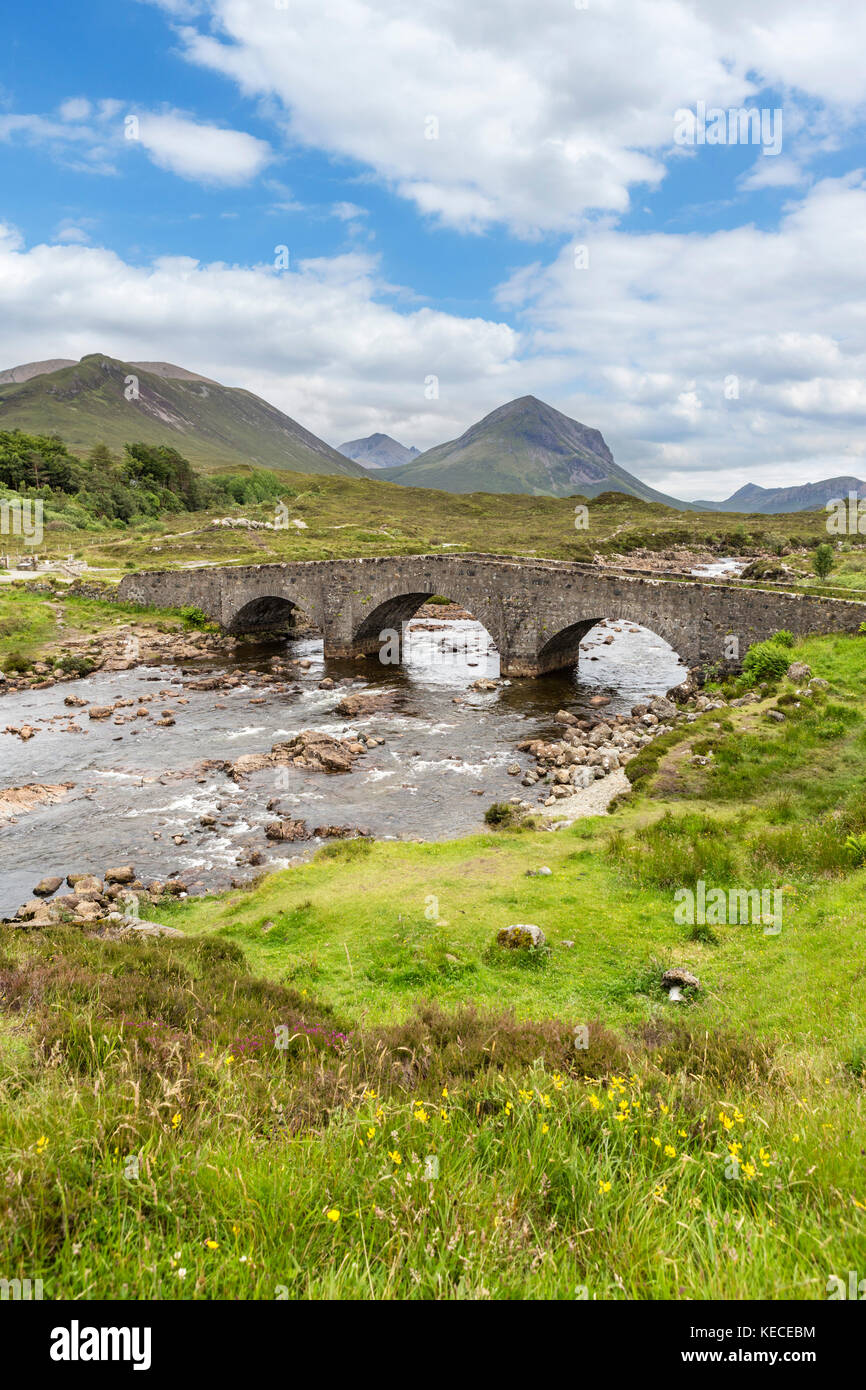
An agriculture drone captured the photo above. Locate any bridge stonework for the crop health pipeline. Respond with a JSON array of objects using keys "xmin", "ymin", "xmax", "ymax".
[{"xmin": 117, "ymin": 555, "xmax": 866, "ymax": 677}]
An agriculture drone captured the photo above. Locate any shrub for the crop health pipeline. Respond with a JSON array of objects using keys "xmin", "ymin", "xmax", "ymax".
[
  {"xmin": 2, "ymin": 649, "xmax": 32, "ymax": 673},
  {"xmin": 844, "ymin": 833, "xmax": 866, "ymax": 867},
  {"xmin": 178, "ymin": 605, "xmax": 218, "ymax": 632},
  {"xmin": 742, "ymin": 639, "xmax": 790, "ymax": 682},
  {"xmin": 812, "ymin": 543, "xmax": 834, "ymax": 580},
  {"xmin": 54, "ymin": 653, "xmax": 97, "ymax": 677}
]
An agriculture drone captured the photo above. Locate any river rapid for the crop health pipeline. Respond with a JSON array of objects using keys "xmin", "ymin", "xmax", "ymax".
[{"xmin": 0, "ymin": 616, "xmax": 688, "ymax": 917}]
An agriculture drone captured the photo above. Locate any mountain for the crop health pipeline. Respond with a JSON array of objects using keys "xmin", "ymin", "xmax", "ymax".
[
  {"xmin": 338, "ymin": 432, "xmax": 420, "ymax": 469},
  {"xmin": 693, "ymin": 477, "xmax": 866, "ymax": 514},
  {"xmin": 0, "ymin": 354, "xmax": 366, "ymax": 477},
  {"xmin": 376, "ymin": 395, "xmax": 687, "ymax": 505},
  {"xmin": 0, "ymin": 359, "xmax": 76, "ymax": 385}
]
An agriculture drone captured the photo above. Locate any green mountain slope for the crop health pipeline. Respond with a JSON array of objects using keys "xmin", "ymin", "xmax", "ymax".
[
  {"xmin": 377, "ymin": 395, "xmax": 687, "ymax": 505},
  {"xmin": 0, "ymin": 354, "xmax": 365, "ymax": 478}
]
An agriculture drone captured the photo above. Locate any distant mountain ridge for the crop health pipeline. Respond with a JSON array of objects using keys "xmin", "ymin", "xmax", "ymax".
[
  {"xmin": 0, "ymin": 359, "xmax": 77, "ymax": 385},
  {"xmin": 377, "ymin": 395, "xmax": 688, "ymax": 506},
  {"xmin": 338, "ymin": 432, "xmax": 420, "ymax": 469},
  {"xmin": 0, "ymin": 354, "xmax": 365, "ymax": 478},
  {"xmin": 693, "ymin": 477, "xmax": 866, "ymax": 514}
]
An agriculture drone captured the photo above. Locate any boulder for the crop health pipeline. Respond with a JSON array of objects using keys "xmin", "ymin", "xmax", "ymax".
[
  {"xmin": 33, "ymin": 876, "xmax": 64, "ymax": 897},
  {"xmin": 662, "ymin": 967, "xmax": 701, "ymax": 999},
  {"xmin": 104, "ymin": 865, "xmax": 136, "ymax": 885},
  {"xmin": 265, "ymin": 819, "xmax": 310, "ymax": 842},
  {"xmin": 335, "ymin": 690, "xmax": 396, "ymax": 718},
  {"xmin": 787, "ymin": 662, "xmax": 812, "ymax": 683},
  {"xmin": 88, "ymin": 706, "xmax": 114, "ymax": 720},
  {"xmin": 497, "ymin": 923, "xmax": 546, "ymax": 949},
  {"xmin": 67, "ymin": 874, "xmax": 103, "ymax": 892},
  {"xmin": 649, "ymin": 695, "xmax": 677, "ymax": 719}
]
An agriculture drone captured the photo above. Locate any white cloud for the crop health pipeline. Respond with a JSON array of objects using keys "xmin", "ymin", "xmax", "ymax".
[
  {"xmin": 0, "ymin": 226, "xmax": 520, "ymax": 449},
  {"xmin": 133, "ymin": 111, "xmax": 271, "ymax": 183},
  {"xmin": 58, "ymin": 98, "xmax": 92, "ymax": 122},
  {"xmin": 2, "ymin": 171, "xmax": 866, "ymax": 495},
  {"xmin": 140, "ymin": 0, "xmax": 866, "ymax": 234},
  {"xmin": 331, "ymin": 202, "xmax": 368, "ymax": 221},
  {"xmin": 494, "ymin": 174, "xmax": 866, "ymax": 495},
  {"xmin": 0, "ymin": 98, "xmax": 271, "ymax": 185},
  {"xmin": 739, "ymin": 156, "xmax": 808, "ymax": 191}
]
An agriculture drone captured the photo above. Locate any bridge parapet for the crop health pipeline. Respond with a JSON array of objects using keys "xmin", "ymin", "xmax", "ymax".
[{"xmin": 118, "ymin": 556, "xmax": 866, "ymax": 677}]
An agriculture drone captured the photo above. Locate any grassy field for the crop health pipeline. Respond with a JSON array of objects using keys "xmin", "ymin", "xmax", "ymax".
[
  {"xmin": 1, "ymin": 631, "xmax": 864, "ymax": 1299},
  {"xmin": 0, "ymin": 586, "xmax": 206, "ymax": 670},
  {"xmin": 7, "ymin": 464, "xmax": 863, "ymax": 579}
]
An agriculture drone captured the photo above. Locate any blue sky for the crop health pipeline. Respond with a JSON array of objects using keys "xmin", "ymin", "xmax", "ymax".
[{"xmin": 1, "ymin": 0, "xmax": 865, "ymax": 497}]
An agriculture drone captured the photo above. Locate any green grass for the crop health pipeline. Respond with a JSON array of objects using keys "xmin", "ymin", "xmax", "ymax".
[
  {"xmin": 0, "ymin": 928, "xmax": 862, "ymax": 1300},
  {"xmin": 0, "ymin": 586, "xmax": 213, "ymax": 671},
  {"xmin": 1, "ymin": 632, "xmax": 864, "ymax": 1299},
  {"xmin": 9, "ymin": 459, "xmax": 866, "ymax": 579}
]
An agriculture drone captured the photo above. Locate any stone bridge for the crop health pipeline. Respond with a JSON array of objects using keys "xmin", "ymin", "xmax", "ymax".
[{"xmin": 117, "ymin": 554, "xmax": 866, "ymax": 677}]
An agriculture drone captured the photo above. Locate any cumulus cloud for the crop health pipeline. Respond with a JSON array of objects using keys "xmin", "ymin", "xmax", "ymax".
[
  {"xmin": 132, "ymin": 111, "xmax": 271, "ymax": 183},
  {"xmin": 0, "ymin": 97, "xmax": 271, "ymax": 185},
  {"xmin": 2, "ymin": 170, "xmax": 866, "ymax": 495},
  {"xmin": 0, "ymin": 226, "xmax": 520, "ymax": 449},
  {"xmin": 496, "ymin": 174, "xmax": 866, "ymax": 495},
  {"xmin": 142, "ymin": 0, "xmax": 866, "ymax": 234}
]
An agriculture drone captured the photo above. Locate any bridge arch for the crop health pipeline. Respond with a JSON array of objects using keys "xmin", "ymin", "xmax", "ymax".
[
  {"xmin": 537, "ymin": 612, "xmax": 689, "ymax": 675},
  {"xmin": 227, "ymin": 594, "xmax": 316, "ymax": 636},
  {"xmin": 350, "ymin": 585, "xmax": 503, "ymax": 663}
]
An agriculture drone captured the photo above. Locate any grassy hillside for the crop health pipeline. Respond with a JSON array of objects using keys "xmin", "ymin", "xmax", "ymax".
[
  {"xmin": 0, "ymin": 355, "xmax": 365, "ymax": 478},
  {"xmin": 379, "ymin": 396, "xmax": 687, "ymax": 505},
  {"xmin": 0, "ymin": 631, "xmax": 863, "ymax": 1298},
  {"xmin": 8, "ymin": 463, "xmax": 855, "ymax": 579}
]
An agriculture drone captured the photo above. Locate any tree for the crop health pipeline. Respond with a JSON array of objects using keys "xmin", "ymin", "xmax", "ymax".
[{"xmin": 812, "ymin": 542, "xmax": 834, "ymax": 580}]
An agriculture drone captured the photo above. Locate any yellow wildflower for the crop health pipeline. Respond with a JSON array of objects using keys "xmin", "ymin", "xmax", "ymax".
[
  {"xmin": 598, "ymin": 1180, "xmax": 611, "ymax": 1194},
  {"xmin": 326, "ymin": 1209, "xmax": 340, "ymax": 1222}
]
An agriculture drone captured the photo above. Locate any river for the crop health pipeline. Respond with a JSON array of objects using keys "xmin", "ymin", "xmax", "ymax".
[{"xmin": 0, "ymin": 616, "xmax": 688, "ymax": 917}]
